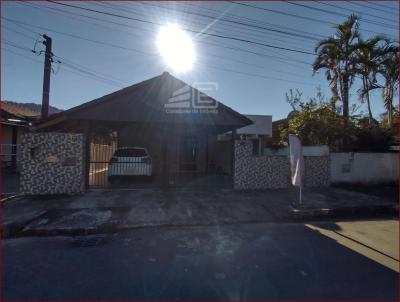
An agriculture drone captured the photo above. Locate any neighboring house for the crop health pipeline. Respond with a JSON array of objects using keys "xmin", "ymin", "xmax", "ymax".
[
  {"xmin": 265, "ymin": 118, "xmax": 288, "ymax": 146},
  {"xmin": 219, "ymin": 114, "xmax": 272, "ymax": 155},
  {"xmin": 34, "ymin": 72, "xmax": 253, "ymax": 187},
  {"xmin": 1, "ymin": 101, "xmax": 39, "ymax": 170}
]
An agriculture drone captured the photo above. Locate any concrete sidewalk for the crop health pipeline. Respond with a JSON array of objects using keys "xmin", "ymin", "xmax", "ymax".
[{"xmin": 2, "ymin": 187, "xmax": 397, "ymax": 237}]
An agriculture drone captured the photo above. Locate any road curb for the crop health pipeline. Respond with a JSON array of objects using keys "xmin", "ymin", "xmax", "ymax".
[
  {"xmin": 289, "ymin": 204, "xmax": 398, "ymax": 220},
  {"xmin": 2, "ymin": 203, "xmax": 397, "ymax": 239}
]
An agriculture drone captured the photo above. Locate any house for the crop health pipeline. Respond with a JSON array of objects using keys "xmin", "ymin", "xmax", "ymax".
[
  {"xmin": 219, "ymin": 114, "xmax": 272, "ymax": 155},
  {"xmin": 265, "ymin": 117, "xmax": 289, "ymax": 146},
  {"xmin": 34, "ymin": 72, "xmax": 253, "ymax": 188},
  {"xmin": 1, "ymin": 101, "xmax": 39, "ymax": 170}
]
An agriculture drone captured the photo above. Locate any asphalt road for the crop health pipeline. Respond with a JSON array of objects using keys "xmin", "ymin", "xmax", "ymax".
[{"xmin": 3, "ymin": 219, "xmax": 398, "ymax": 300}]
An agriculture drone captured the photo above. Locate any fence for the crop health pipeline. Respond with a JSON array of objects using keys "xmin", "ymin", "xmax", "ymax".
[
  {"xmin": 234, "ymin": 141, "xmax": 330, "ymax": 190},
  {"xmin": 0, "ymin": 144, "xmax": 19, "ymax": 170},
  {"xmin": 330, "ymin": 152, "xmax": 398, "ymax": 184}
]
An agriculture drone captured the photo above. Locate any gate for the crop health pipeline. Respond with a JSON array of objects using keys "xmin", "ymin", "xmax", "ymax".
[
  {"xmin": 88, "ymin": 137, "xmax": 117, "ymax": 188},
  {"xmin": 88, "ymin": 134, "xmax": 159, "ymax": 188}
]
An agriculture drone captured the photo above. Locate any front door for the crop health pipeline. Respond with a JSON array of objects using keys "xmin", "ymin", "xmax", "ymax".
[{"xmin": 179, "ymin": 136, "xmax": 198, "ymax": 172}]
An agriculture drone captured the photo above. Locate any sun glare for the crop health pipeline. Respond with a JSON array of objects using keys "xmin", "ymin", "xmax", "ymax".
[{"xmin": 156, "ymin": 24, "xmax": 196, "ymax": 73}]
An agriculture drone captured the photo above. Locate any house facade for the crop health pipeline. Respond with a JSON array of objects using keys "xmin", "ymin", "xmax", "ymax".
[
  {"xmin": 34, "ymin": 72, "xmax": 253, "ymax": 188},
  {"xmin": 1, "ymin": 102, "xmax": 39, "ymax": 171}
]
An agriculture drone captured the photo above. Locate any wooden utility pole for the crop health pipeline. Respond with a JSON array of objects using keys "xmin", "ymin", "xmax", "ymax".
[{"xmin": 41, "ymin": 34, "xmax": 52, "ymax": 119}]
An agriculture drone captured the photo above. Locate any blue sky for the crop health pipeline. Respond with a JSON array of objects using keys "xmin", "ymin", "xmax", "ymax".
[{"xmin": 2, "ymin": 1, "xmax": 398, "ymax": 120}]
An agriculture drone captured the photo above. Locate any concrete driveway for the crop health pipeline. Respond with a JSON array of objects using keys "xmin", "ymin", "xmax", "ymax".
[{"xmin": 3, "ymin": 186, "xmax": 397, "ymax": 237}]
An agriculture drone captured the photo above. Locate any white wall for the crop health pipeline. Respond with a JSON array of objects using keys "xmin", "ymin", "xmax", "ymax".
[
  {"xmin": 330, "ymin": 153, "xmax": 398, "ymax": 184},
  {"xmin": 238, "ymin": 115, "xmax": 272, "ymax": 136}
]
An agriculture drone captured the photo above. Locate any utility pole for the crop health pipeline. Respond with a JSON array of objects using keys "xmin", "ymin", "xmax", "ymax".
[{"xmin": 41, "ymin": 34, "xmax": 52, "ymax": 119}]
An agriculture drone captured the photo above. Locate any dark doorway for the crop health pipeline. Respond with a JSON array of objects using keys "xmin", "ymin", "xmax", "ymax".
[{"xmin": 179, "ymin": 136, "xmax": 198, "ymax": 172}]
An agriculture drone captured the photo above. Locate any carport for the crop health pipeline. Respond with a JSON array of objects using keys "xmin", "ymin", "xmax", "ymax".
[{"xmin": 34, "ymin": 72, "xmax": 252, "ymax": 189}]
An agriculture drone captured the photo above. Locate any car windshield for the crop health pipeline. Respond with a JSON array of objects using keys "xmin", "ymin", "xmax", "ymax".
[{"xmin": 114, "ymin": 148, "xmax": 147, "ymax": 157}]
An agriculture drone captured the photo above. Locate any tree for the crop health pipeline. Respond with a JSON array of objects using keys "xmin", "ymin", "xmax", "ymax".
[
  {"xmin": 355, "ymin": 35, "xmax": 386, "ymax": 124},
  {"xmin": 313, "ymin": 14, "xmax": 360, "ymax": 123},
  {"xmin": 280, "ymin": 89, "xmax": 394, "ymax": 151},
  {"xmin": 379, "ymin": 42, "xmax": 399, "ymax": 127},
  {"xmin": 280, "ymin": 90, "xmax": 354, "ymax": 150}
]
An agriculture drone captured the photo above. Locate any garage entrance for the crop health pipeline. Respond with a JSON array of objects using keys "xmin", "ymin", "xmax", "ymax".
[{"xmin": 88, "ymin": 133, "xmax": 159, "ymax": 188}]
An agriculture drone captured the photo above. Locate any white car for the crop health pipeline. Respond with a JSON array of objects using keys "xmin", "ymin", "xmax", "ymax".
[{"xmin": 108, "ymin": 147, "xmax": 152, "ymax": 183}]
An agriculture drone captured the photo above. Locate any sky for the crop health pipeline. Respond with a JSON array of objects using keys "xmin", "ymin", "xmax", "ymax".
[{"xmin": 1, "ymin": 1, "xmax": 399, "ymax": 121}]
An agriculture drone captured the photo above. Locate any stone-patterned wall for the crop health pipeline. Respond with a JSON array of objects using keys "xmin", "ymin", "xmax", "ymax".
[
  {"xmin": 304, "ymin": 156, "xmax": 330, "ymax": 187},
  {"xmin": 234, "ymin": 140, "xmax": 330, "ymax": 190},
  {"xmin": 20, "ymin": 132, "xmax": 85, "ymax": 195}
]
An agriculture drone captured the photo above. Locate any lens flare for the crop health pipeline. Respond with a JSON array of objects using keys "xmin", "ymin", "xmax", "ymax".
[{"xmin": 156, "ymin": 24, "xmax": 196, "ymax": 73}]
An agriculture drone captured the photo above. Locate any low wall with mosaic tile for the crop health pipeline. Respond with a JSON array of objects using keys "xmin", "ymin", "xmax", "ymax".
[
  {"xmin": 20, "ymin": 132, "xmax": 85, "ymax": 195},
  {"xmin": 234, "ymin": 140, "xmax": 330, "ymax": 190}
]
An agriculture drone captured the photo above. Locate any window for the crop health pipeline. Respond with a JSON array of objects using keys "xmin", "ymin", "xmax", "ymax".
[{"xmin": 114, "ymin": 148, "xmax": 147, "ymax": 157}]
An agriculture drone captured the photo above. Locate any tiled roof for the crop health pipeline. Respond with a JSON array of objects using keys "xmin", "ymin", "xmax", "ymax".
[{"xmin": 35, "ymin": 72, "xmax": 253, "ymax": 130}]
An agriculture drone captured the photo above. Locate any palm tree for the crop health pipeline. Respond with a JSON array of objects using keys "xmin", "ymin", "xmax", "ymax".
[
  {"xmin": 355, "ymin": 36, "xmax": 387, "ymax": 124},
  {"xmin": 379, "ymin": 43, "xmax": 398, "ymax": 127},
  {"xmin": 313, "ymin": 14, "xmax": 360, "ymax": 122}
]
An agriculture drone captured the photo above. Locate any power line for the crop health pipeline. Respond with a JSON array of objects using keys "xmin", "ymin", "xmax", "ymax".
[
  {"xmin": 230, "ymin": 1, "xmax": 397, "ymax": 40},
  {"xmin": 201, "ymin": 63, "xmax": 321, "ymax": 87},
  {"xmin": 26, "ymin": 0, "xmax": 383, "ymax": 74},
  {"xmin": 96, "ymin": 1, "xmax": 317, "ymax": 49},
  {"xmin": 4, "ymin": 15, "xmax": 319, "ymax": 85},
  {"xmin": 45, "ymin": 1, "xmax": 316, "ymax": 55},
  {"xmin": 286, "ymin": 1, "xmax": 397, "ymax": 29},
  {"xmin": 3, "ymin": 15, "xmax": 313, "ymax": 75},
  {"xmin": 2, "ymin": 47, "xmax": 42, "ymax": 64},
  {"xmin": 53, "ymin": 54, "xmax": 129, "ymax": 85},
  {"xmin": 20, "ymin": 1, "xmax": 150, "ymax": 41},
  {"xmin": 3, "ymin": 39, "xmax": 324, "ymax": 89},
  {"xmin": 2, "ymin": 25, "xmax": 39, "ymax": 40},
  {"xmin": 316, "ymin": 1, "xmax": 397, "ymax": 24},
  {"xmin": 2, "ymin": 40, "xmax": 34, "ymax": 52},
  {"xmin": 2, "ymin": 38, "xmax": 129, "ymax": 87},
  {"xmin": 11, "ymin": 0, "xmax": 360, "ymax": 81},
  {"xmin": 133, "ymin": 2, "xmax": 321, "ymax": 42},
  {"xmin": 177, "ymin": 2, "xmax": 327, "ymax": 39},
  {"xmin": 6, "ymin": 2, "xmax": 333, "ymax": 84},
  {"xmin": 2, "ymin": 45, "xmax": 126, "ymax": 88},
  {"xmin": 365, "ymin": 1, "xmax": 397, "ymax": 11},
  {"xmin": 17, "ymin": 0, "xmax": 336, "ymax": 66},
  {"xmin": 29, "ymin": 3, "xmax": 318, "ymax": 66},
  {"xmin": 27, "ymin": 0, "xmax": 315, "ymax": 53},
  {"xmin": 3, "ymin": 17, "xmax": 157, "ymax": 56},
  {"xmin": 350, "ymin": 1, "xmax": 398, "ymax": 16}
]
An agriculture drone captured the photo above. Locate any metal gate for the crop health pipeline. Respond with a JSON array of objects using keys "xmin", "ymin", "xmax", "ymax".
[
  {"xmin": 88, "ymin": 135, "xmax": 158, "ymax": 188},
  {"xmin": 88, "ymin": 138, "xmax": 117, "ymax": 188}
]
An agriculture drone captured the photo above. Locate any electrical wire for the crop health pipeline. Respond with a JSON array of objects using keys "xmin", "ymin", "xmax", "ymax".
[
  {"xmin": 349, "ymin": 1, "xmax": 398, "ymax": 16},
  {"xmin": 2, "ymin": 39, "xmax": 326, "ymax": 88},
  {"xmin": 286, "ymin": 1, "xmax": 397, "ymax": 29},
  {"xmin": 316, "ymin": 1, "xmax": 397, "ymax": 24},
  {"xmin": 45, "ymin": 1, "xmax": 316, "ymax": 55},
  {"xmin": 230, "ymin": 1, "xmax": 397, "ymax": 40}
]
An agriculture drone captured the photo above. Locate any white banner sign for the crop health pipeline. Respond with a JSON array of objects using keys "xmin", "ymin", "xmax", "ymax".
[{"xmin": 289, "ymin": 134, "xmax": 304, "ymax": 187}]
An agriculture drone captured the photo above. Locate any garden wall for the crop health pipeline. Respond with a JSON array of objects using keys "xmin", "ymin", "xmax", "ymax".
[
  {"xmin": 19, "ymin": 132, "xmax": 85, "ymax": 195},
  {"xmin": 234, "ymin": 140, "xmax": 330, "ymax": 190},
  {"xmin": 330, "ymin": 152, "xmax": 398, "ymax": 184}
]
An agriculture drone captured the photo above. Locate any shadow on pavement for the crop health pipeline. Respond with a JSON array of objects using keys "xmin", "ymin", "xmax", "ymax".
[{"xmin": 3, "ymin": 222, "xmax": 398, "ymax": 300}]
